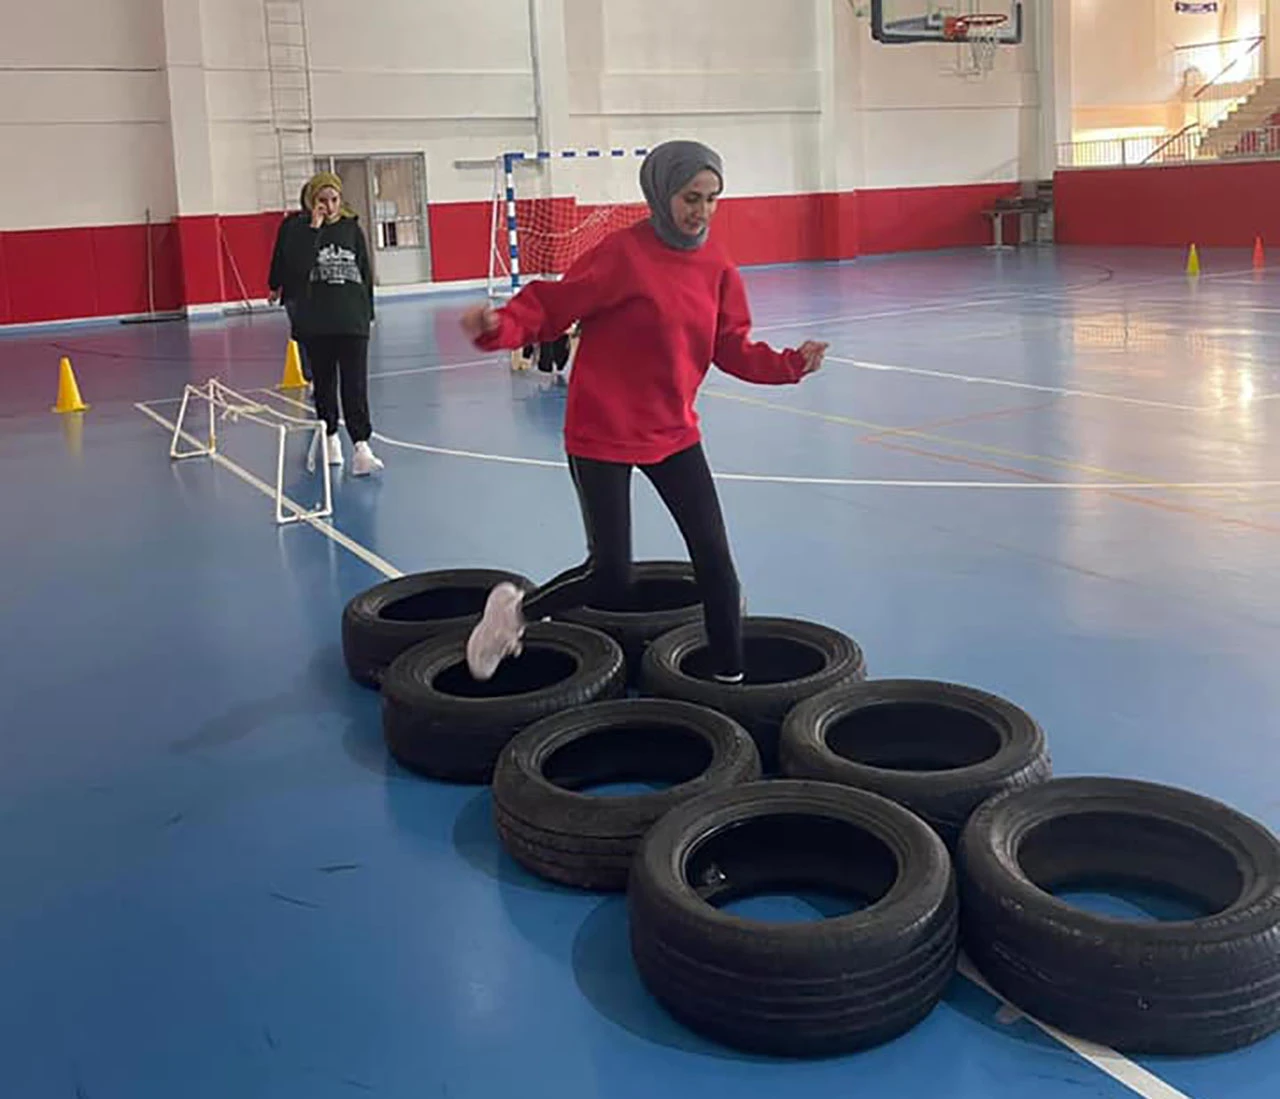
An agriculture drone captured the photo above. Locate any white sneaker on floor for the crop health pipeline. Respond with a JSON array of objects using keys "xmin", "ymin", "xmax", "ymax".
[
  {"xmin": 466, "ymin": 582, "xmax": 526, "ymax": 681},
  {"xmin": 326, "ymin": 434, "xmax": 344, "ymax": 466},
  {"xmin": 351, "ymin": 440, "xmax": 384, "ymax": 477}
]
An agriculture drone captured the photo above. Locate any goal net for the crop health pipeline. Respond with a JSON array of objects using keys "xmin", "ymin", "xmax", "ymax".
[{"xmin": 488, "ymin": 148, "xmax": 652, "ymax": 299}]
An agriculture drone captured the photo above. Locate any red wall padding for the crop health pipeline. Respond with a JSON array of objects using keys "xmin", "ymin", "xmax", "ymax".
[
  {"xmin": 0, "ymin": 232, "xmax": 13, "ymax": 325},
  {"xmin": 1054, "ymin": 161, "xmax": 1280, "ymax": 247},
  {"xmin": 857, "ymin": 182, "xmax": 1021, "ymax": 253},
  {"xmin": 426, "ymin": 201, "xmax": 492, "ymax": 282},
  {"xmin": 1, "ymin": 182, "xmax": 1028, "ymax": 326},
  {"xmin": 219, "ymin": 212, "xmax": 288, "ymax": 301}
]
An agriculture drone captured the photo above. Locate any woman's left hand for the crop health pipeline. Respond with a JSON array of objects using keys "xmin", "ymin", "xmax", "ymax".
[{"xmin": 798, "ymin": 341, "xmax": 828, "ymax": 376}]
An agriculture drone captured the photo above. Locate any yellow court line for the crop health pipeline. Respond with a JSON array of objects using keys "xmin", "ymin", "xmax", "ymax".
[{"xmin": 704, "ymin": 389, "xmax": 1158, "ymax": 484}]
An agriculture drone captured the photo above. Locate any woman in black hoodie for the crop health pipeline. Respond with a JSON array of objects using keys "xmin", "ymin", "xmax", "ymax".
[{"xmin": 270, "ymin": 171, "xmax": 383, "ymax": 475}]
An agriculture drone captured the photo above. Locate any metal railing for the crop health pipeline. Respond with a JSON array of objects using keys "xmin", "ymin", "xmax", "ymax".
[
  {"xmin": 1057, "ymin": 129, "xmax": 1199, "ymax": 169},
  {"xmin": 1059, "ymin": 35, "xmax": 1269, "ymax": 170},
  {"xmin": 1058, "ymin": 123, "xmax": 1280, "ymax": 170},
  {"xmin": 1190, "ymin": 35, "xmax": 1266, "ymax": 131}
]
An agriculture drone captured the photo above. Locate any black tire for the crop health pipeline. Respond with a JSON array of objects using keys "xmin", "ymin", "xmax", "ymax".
[
  {"xmin": 628, "ymin": 779, "xmax": 958, "ymax": 1056},
  {"xmin": 381, "ymin": 621, "xmax": 625, "ymax": 783},
  {"xmin": 492, "ymin": 698, "xmax": 761, "ymax": 891},
  {"xmin": 958, "ymin": 776, "xmax": 1280, "ymax": 1054},
  {"xmin": 640, "ymin": 617, "xmax": 867, "ymax": 772},
  {"xmin": 558, "ymin": 560, "xmax": 703, "ymax": 685},
  {"xmin": 342, "ymin": 568, "xmax": 531, "ymax": 688},
  {"xmin": 779, "ymin": 679, "xmax": 1051, "ymax": 849}
]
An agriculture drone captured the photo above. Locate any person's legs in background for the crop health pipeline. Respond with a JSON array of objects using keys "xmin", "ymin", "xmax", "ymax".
[
  {"xmin": 303, "ymin": 335, "xmax": 343, "ymax": 466},
  {"xmin": 283, "ymin": 299, "xmax": 313, "ymax": 384},
  {"xmin": 333, "ymin": 335, "xmax": 383, "ymax": 476}
]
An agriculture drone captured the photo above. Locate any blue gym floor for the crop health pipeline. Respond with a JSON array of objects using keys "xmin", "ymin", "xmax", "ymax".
[{"xmin": 2, "ymin": 245, "xmax": 1279, "ymax": 1098}]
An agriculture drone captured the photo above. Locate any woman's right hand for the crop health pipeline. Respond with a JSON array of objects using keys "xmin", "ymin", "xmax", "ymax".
[{"xmin": 460, "ymin": 304, "xmax": 500, "ymax": 340}]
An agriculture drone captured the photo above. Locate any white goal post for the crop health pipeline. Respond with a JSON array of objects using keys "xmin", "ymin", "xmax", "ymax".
[
  {"xmin": 168, "ymin": 378, "xmax": 333, "ymax": 526},
  {"xmin": 487, "ymin": 146, "xmax": 654, "ymax": 300}
]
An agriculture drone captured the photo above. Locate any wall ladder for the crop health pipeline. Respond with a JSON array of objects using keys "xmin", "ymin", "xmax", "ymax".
[{"xmin": 263, "ymin": 0, "xmax": 315, "ymax": 211}]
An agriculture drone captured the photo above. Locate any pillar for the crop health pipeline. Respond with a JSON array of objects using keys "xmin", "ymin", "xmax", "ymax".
[
  {"xmin": 160, "ymin": 0, "xmax": 226, "ymax": 307},
  {"xmin": 1034, "ymin": 0, "xmax": 1073, "ymax": 181},
  {"xmin": 815, "ymin": 0, "xmax": 865, "ymax": 259}
]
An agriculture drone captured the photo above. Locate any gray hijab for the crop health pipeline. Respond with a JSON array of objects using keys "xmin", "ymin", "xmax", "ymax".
[{"xmin": 639, "ymin": 140, "xmax": 724, "ymax": 251}]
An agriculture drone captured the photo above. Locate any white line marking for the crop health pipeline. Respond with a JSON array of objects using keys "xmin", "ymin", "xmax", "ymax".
[
  {"xmin": 958, "ymin": 957, "xmax": 1194, "ymax": 1099},
  {"xmin": 823, "ymin": 356, "xmax": 1205, "ymax": 412},
  {"xmin": 750, "ymin": 264, "xmax": 1263, "ymax": 336},
  {"xmin": 711, "ymin": 474, "xmax": 1280, "ymax": 490},
  {"xmin": 375, "ymin": 430, "xmax": 567, "ymax": 469},
  {"xmin": 134, "ymin": 402, "xmax": 402, "ymax": 580},
  {"xmin": 255, "ymin": 391, "xmax": 1280, "ymax": 491},
  {"xmin": 369, "ymin": 356, "xmax": 496, "ymax": 380},
  {"xmin": 752, "ymin": 295, "xmax": 1020, "ymax": 334}
]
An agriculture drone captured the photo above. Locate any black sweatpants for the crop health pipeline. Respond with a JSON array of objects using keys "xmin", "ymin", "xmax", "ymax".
[
  {"xmin": 283, "ymin": 300, "xmax": 312, "ymax": 381},
  {"xmin": 523, "ymin": 442, "xmax": 743, "ymax": 678},
  {"xmin": 303, "ymin": 334, "xmax": 372, "ymax": 443}
]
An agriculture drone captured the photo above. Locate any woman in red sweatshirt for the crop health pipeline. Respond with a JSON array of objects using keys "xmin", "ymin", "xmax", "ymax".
[{"xmin": 459, "ymin": 139, "xmax": 827, "ymax": 682}]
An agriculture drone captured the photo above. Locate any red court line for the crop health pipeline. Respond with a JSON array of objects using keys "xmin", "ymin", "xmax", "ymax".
[{"xmin": 858, "ymin": 399, "xmax": 1060, "ymax": 443}]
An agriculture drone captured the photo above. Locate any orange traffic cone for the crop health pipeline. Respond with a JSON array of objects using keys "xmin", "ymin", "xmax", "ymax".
[
  {"xmin": 52, "ymin": 356, "xmax": 89, "ymax": 413},
  {"xmin": 1254, "ymin": 235, "xmax": 1265, "ymax": 269},
  {"xmin": 279, "ymin": 340, "xmax": 307, "ymax": 389},
  {"xmin": 1185, "ymin": 243, "xmax": 1201, "ymax": 277}
]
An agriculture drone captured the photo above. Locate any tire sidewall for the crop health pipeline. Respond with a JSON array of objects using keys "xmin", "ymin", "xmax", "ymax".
[
  {"xmin": 779, "ymin": 680, "xmax": 1050, "ymax": 831},
  {"xmin": 493, "ymin": 698, "xmax": 762, "ymax": 842}
]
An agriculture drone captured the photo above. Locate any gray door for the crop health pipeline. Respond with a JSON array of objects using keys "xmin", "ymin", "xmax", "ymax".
[{"xmin": 313, "ymin": 154, "xmax": 432, "ymax": 287}]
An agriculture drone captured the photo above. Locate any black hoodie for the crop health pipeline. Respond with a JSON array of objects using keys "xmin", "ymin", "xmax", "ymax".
[{"xmin": 270, "ymin": 208, "xmax": 375, "ymax": 339}]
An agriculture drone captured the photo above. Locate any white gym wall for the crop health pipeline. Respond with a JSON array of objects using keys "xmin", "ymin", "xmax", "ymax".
[{"xmin": 1, "ymin": 0, "xmax": 1061, "ymax": 321}]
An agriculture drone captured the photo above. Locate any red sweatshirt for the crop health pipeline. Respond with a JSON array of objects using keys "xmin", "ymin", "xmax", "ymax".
[{"xmin": 475, "ymin": 220, "xmax": 807, "ymax": 465}]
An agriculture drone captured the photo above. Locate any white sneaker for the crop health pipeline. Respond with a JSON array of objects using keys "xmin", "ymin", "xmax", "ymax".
[
  {"xmin": 326, "ymin": 434, "xmax": 344, "ymax": 466},
  {"xmin": 351, "ymin": 440, "xmax": 384, "ymax": 477},
  {"xmin": 466, "ymin": 582, "xmax": 526, "ymax": 680}
]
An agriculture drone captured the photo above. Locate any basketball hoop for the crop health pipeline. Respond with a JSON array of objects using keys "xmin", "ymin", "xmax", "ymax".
[{"xmin": 943, "ymin": 13, "xmax": 1007, "ymax": 74}]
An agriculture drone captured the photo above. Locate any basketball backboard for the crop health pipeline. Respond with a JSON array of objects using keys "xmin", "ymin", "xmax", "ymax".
[{"xmin": 870, "ymin": 0, "xmax": 1023, "ymax": 45}]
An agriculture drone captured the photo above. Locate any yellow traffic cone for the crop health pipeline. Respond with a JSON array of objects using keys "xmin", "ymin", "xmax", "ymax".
[
  {"xmin": 1185, "ymin": 243, "xmax": 1201, "ymax": 277},
  {"xmin": 279, "ymin": 340, "xmax": 307, "ymax": 389},
  {"xmin": 52, "ymin": 356, "xmax": 89, "ymax": 414}
]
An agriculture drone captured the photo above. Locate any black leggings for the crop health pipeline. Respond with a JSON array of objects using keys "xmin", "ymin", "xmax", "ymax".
[
  {"xmin": 303, "ymin": 334, "xmax": 372, "ymax": 443},
  {"xmin": 524, "ymin": 442, "xmax": 743, "ymax": 678}
]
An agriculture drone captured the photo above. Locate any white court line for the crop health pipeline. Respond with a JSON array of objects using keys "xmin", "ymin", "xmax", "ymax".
[
  {"xmin": 823, "ymin": 356, "xmax": 1206, "ymax": 412},
  {"xmin": 255, "ymin": 386, "xmax": 1280, "ymax": 491},
  {"xmin": 133, "ymin": 397, "xmax": 1199, "ymax": 1099},
  {"xmin": 369, "ymin": 356, "xmax": 496, "ymax": 380},
  {"xmin": 752, "ymin": 295, "xmax": 1019, "ymax": 335},
  {"xmin": 751, "ymin": 265, "xmax": 1262, "ymax": 336},
  {"xmin": 957, "ymin": 958, "xmax": 1193, "ymax": 1099},
  {"xmin": 134, "ymin": 402, "xmax": 403, "ymax": 580}
]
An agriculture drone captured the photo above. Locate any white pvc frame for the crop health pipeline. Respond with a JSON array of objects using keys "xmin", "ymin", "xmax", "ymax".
[{"xmin": 169, "ymin": 378, "xmax": 333, "ymax": 526}]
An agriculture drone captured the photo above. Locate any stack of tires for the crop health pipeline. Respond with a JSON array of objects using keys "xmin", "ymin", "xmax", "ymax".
[{"xmin": 342, "ymin": 565, "xmax": 1280, "ymax": 1059}]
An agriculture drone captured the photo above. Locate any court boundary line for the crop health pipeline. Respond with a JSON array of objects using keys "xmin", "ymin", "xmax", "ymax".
[
  {"xmin": 131, "ymin": 397, "xmax": 1198, "ymax": 1099},
  {"xmin": 247, "ymin": 389, "xmax": 1280, "ymax": 492},
  {"xmin": 957, "ymin": 958, "xmax": 1193, "ymax": 1099},
  {"xmin": 750, "ymin": 264, "xmax": 1260, "ymax": 337},
  {"xmin": 822, "ymin": 357, "xmax": 1205, "ymax": 412}
]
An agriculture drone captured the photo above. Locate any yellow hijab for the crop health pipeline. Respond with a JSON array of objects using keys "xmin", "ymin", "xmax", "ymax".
[{"xmin": 303, "ymin": 171, "xmax": 358, "ymax": 222}]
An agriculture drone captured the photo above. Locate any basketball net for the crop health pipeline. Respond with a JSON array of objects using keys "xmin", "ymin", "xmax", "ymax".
[{"xmin": 943, "ymin": 13, "xmax": 1006, "ymax": 76}]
